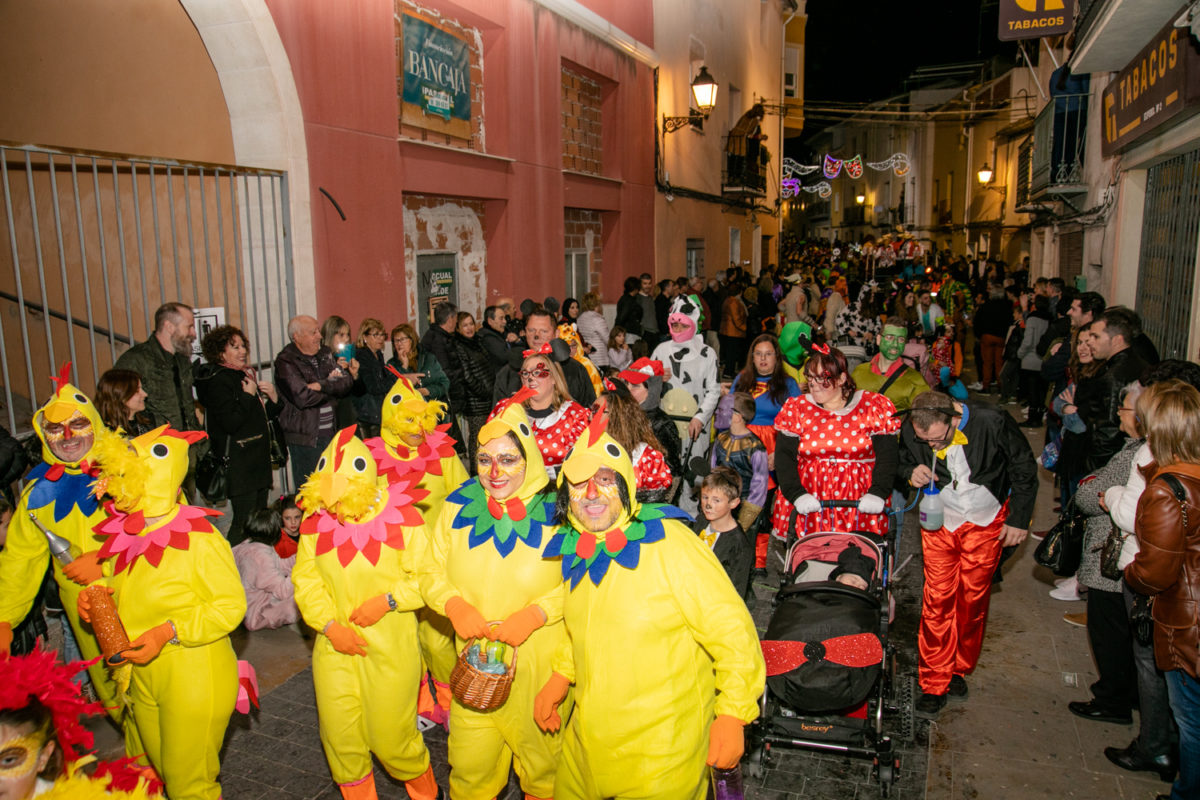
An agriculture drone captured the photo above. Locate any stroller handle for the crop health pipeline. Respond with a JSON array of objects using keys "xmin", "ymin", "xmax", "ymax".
[{"xmin": 819, "ymin": 499, "xmax": 860, "ymax": 509}]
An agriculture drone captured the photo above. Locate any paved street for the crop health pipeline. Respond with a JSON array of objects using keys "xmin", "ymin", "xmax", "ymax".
[{"xmin": 80, "ymin": 404, "xmax": 1174, "ymax": 799}]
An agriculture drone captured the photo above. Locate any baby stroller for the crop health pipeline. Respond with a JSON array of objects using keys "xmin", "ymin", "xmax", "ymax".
[{"xmin": 745, "ymin": 501, "xmax": 914, "ymax": 797}]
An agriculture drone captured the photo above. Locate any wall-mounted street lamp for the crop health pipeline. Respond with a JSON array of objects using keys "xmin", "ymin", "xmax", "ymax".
[
  {"xmin": 977, "ymin": 163, "xmax": 994, "ymax": 185},
  {"xmin": 855, "ymin": 192, "xmax": 866, "ymax": 205},
  {"xmin": 663, "ymin": 66, "xmax": 719, "ymax": 134}
]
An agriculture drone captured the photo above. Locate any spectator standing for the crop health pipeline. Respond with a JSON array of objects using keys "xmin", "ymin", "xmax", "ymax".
[
  {"xmin": 274, "ymin": 315, "xmax": 353, "ymax": 487},
  {"xmin": 195, "ymin": 324, "xmax": 283, "ymax": 544},
  {"xmin": 576, "ymin": 292, "xmax": 610, "ymax": 368},
  {"xmin": 112, "ymin": 301, "xmax": 200, "ymax": 433},
  {"xmin": 614, "ymin": 276, "xmax": 643, "ymax": 341},
  {"xmin": 452, "ymin": 311, "xmax": 497, "ymax": 467},
  {"xmin": 491, "ymin": 309, "xmax": 596, "ymax": 407},
  {"xmin": 320, "ymin": 315, "xmax": 361, "ymax": 430},
  {"xmin": 351, "ymin": 318, "xmax": 390, "ymax": 440},
  {"xmin": 916, "ymin": 290, "xmax": 944, "ymax": 338},
  {"xmin": 719, "ymin": 284, "xmax": 749, "ymax": 379},
  {"xmin": 1017, "ymin": 294, "xmax": 1052, "ymax": 427},
  {"xmin": 95, "ymin": 369, "xmax": 159, "ymax": 437},
  {"xmin": 1079, "ymin": 309, "xmax": 1149, "ymax": 472},
  {"xmin": 478, "ymin": 305, "xmax": 513, "ymax": 365},
  {"xmin": 561, "ymin": 297, "xmax": 581, "ymax": 327},
  {"xmin": 389, "ymin": 323, "xmax": 449, "ymax": 404},
  {"xmin": 972, "ymin": 284, "xmax": 1013, "ymax": 393},
  {"xmin": 654, "ymin": 279, "xmax": 676, "ymax": 339},
  {"xmin": 638, "ymin": 272, "xmax": 660, "ymax": 347}
]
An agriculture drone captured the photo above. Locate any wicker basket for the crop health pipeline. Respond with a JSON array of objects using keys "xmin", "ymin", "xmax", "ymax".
[{"xmin": 449, "ymin": 632, "xmax": 518, "ymax": 712}]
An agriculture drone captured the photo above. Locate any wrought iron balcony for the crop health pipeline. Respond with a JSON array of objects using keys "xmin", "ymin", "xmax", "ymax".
[
  {"xmin": 1030, "ymin": 93, "xmax": 1089, "ymax": 199},
  {"xmin": 722, "ymin": 153, "xmax": 767, "ymax": 197}
]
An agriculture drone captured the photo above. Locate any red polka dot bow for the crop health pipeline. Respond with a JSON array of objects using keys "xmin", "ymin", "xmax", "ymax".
[
  {"xmin": 760, "ymin": 634, "xmax": 883, "ymax": 676},
  {"xmin": 523, "ymin": 343, "xmax": 554, "ymax": 357}
]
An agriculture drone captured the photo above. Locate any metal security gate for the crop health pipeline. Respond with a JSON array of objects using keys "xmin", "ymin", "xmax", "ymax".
[
  {"xmin": 1137, "ymin": 148, "xmax": 1200, "ymax": 361},
  {"xmin": 0, "ymin": 142, "xmax": 294, "ymax": 435}
]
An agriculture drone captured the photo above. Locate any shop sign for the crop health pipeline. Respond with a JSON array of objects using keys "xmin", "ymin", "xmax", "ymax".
[
  {"xmin": 998, "ymin": 0, "xmax": 1074, "ymax": 41},
  {"xmin": 1101, "ymin": 20, "xmax": 1200, "ymax": 156},
  {"xmin": 401, "ymin": 13, "xmax": 471, "ymax": 138},
  {"xmin": 426, "ymin": 267, "xmax": 455, "ymax": 320}
]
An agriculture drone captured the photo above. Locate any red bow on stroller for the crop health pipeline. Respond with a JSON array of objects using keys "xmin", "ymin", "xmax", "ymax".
[{"xmin": 761, "ymin": 634, "xmax": 883, "ymax": 676}]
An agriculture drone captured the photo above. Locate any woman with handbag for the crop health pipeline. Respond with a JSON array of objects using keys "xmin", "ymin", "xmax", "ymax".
[
  {"xmin": 196, "ymin": 324, "xmax": 282, "ymax": 546},
  {"xmin": 1125, "ymin": 378, "xmax": 1200, "ymax": 800}
]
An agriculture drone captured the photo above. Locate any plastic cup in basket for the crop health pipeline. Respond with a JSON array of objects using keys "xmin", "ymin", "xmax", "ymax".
[{"xmin": 449, "ymin": 621, "xmax": 518, "ymax": 712}]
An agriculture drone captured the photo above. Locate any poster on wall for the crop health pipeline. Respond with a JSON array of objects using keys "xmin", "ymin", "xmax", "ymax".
[
  {"xmin": 426, "ymin": 267, "xmax": 455, "ymax": 322},
  {"xmin": 400, "ymin": 12, "xmax": 472, "ymax": 140},
  {"xmin": 192, "ymin": 306, "xmax": 225, "ymax": 358}
]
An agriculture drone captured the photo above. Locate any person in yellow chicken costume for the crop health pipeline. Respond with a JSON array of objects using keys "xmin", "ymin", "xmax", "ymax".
[
  {"xmin": 420, "ymin": 393, "xmax": 570, "ymax": 800},
  {"xmin": 78, "ymin": 424, "xmax": 247, "ymax": 800},
  {"xmin": 364, "ymin": 370, "xmax": 467, "ymax": 722},
  {"xmin": 291, "ymin": 425, "xmax": 442, "ymax": 800},
  {"xmin": 535, "ymin": 408, "xmax": 766, "ymax": 800},
  {"xmin": 0, "ymin": 363, "xmax": 142, "ymax": 756}
]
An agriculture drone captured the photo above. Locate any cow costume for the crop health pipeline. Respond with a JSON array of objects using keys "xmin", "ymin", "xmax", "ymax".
[{"xmin": 652, "ymin": 295, "xmax": 720, "ymax": 462}]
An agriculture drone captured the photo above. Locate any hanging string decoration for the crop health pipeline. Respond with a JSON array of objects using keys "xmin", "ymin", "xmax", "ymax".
[
  {"xmin": 781, "ymin": 153, "xmax": 911, "ymax": 198},
  {"xmin": 781, "ymin": 158, "xmax": 831, "ymax": 199},
  {"xmin": 843, "ymin": 155, "xmax": 863, "ymax": 179},
  {"xmin": 823, "ymin": 154, "xmax": 843, "ymax": 179},
  {"xmin": 865, "ymin": 153, "xmax": 911, "ymax": 176}
]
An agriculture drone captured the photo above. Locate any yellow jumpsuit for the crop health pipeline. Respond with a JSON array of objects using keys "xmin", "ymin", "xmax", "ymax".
[
  {"xmin": 0, "ymin": 379, "xmax": 141, "ymax": 756},
  {"xmin": 420, "ymin": 408, "xmax": 570, "ymax": 799},
  {"xmin": 104, "ymin": 513, "xmax": 246, "ymax": 800},
  {"xmin": 552, "ymin": 519, "xmax": 765, "ymax": 800},
  {"xmin": 292, "ymin": 516, "xmax": 432, "ymax": 785}
]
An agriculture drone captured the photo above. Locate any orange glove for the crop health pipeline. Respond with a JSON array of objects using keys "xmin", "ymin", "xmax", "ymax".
[
  {"xmin": 490, "ymin": 605, "xmax": 546, "ymax": 646},
  {"xmin": 63, "ymin": 550, "xmax": 104, "ymax": 585},
  {"xmin": 121, "ymin": 622, "xmax": 177, "ymax": 666},
  {"xmin": 0, "ymin": 622, "xmax": 11, "ymax": 656},
  {"xmin": 349, "ymin": 594, "xmax": 392, "ymax": 628},
  {"xmin": 533, "ymin": 672, "xmax": 571, "ymax": 733},
  {"xmin": 76, "ymin": 584, "xmax": 115, "ymax": 624},
  {"xmin": 706, "ymin": 715, "xmax": 746, "ymax": 768},
  {"xmin": 325, "ymin": 621, "xmax": 368, "ymax": 656},
  {"xmin": 444, "ymin": 596, "xmax": 490, "ymax": 640}
]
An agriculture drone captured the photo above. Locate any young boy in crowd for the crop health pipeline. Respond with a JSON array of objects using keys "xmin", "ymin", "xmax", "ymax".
[
  {"xmin": 710, "ymin": 392, "xmax": 770, "ymax": 575},
  {"xmin": 693, "ymin": 467, "xmax": 753, "ymax": 602}
]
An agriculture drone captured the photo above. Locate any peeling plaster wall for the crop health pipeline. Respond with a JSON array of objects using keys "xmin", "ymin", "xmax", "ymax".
[{"xmin": 403, "ymin": 196, "xmax": 488, "ymax": 324}]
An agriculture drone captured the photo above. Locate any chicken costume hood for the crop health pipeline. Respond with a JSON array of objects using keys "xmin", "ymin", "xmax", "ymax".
[{"xmin": 35, "ymin": 362, "xmax": 108, "ymax": 468}]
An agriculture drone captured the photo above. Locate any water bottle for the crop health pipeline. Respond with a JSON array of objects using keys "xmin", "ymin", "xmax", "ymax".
[
  {"xmin": 710, "ymin": 765, "xmax": 745, "ymax": 800},
  {"xmin": 919, "ymin": 485, "xmax": 944, "ymax": 531},
  {"xmin": 28, "ymin": 513, "xmax": 74, "ymax": 565}
]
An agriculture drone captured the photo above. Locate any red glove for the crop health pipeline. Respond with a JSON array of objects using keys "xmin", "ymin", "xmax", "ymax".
[
  {"xmin": 0, "ymin": 622, "xmax": 11, "ymax": 656},
  {"xmin": 121, "ymin": 622, "xmax": 177, "ymax": 666},
  {"xmin": 533, "ymin": 672, "xmax": 571, "ymax": 733},
  {"xmin": 706, "ymin": 715, "xmax": 746, "ymax": 768},
  {"xmin": 325, "ymin": 621, "xmax": 368, "ymax": 656},
  {"xmin": 444, "ymin": 596, "xmax": 490, "ymax": 641},
  {"xmin": 63, "ymin": 550, "xmax": 104, "ymax": 586},
  {"xmin": 76, "ymin": 584, "xmax": 115, "ymax": 624},
  {"xmin": 349, "ymin": 594, "xmax": 391, "ymax": 628},
  {"xmin": 490, "ymin": 605, "xmax": 546, "ymax": 647}
]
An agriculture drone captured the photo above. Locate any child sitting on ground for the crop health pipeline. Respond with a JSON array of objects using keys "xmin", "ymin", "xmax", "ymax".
[
  {"xmin": 273, "ymin": 494, "xmax": 301, "ymax": 559},
  {"xmin": 232, "ymin": 508, "xmax": 300, "ymax": 631},
  {"xmin": 693, "ymin": 467, "xmax": 753, "ymax": 602}
]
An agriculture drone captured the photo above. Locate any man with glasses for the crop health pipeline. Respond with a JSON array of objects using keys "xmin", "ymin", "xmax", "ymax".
[{"xmin": 899, "ymin": 391, "xmax": 1037, "ymax": 718}]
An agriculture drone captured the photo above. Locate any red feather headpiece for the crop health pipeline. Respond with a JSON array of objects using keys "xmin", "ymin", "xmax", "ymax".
[{"xmin": 0, "ymin": 647, "xmax": 103, "ymax": 761}]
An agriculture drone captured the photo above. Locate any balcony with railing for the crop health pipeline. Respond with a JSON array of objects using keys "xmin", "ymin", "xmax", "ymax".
[{"xmin": 1030, "ymin": 93, "xmax": 1088, "ymax": 199}]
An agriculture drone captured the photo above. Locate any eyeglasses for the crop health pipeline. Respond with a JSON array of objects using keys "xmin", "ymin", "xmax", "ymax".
[
  {"xmin": 913, "ymin": 427, "xmax": 953, "ymax": 446},
  {"xmin": 520, "ymin": 367, "xmax": 551, "ymax": 380},
  {"xmin": 805, "ymin": 373, "xmax": 835, "ymax": 388}
]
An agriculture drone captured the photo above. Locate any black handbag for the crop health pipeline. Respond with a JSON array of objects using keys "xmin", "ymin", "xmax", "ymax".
[
  {"xmin": 266, "ymin": 415, "xmax": 289, "ymax": 470},
  {"xmin": 1034, "ymin": 499, "xmax": 1085, "ymax": 576},
  {"xmin": 1099, "ymin": 527, "xmax": 1127, "ymax": 582},
  {"xmin": 196, "ymin": 429, "xmax": 232, "ymax": 504}
]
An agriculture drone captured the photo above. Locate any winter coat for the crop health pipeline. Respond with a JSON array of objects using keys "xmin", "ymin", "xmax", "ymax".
[
  {"xmin": 1017, "ymin": 312, "xmax": 1050, "ymax": 371},
  {"xmin": 452, "ymin": 332, "xmax": 496, "ymax": 416},
  {"xmin": 478, "ymin": 325, "xmax": 511, "ymax": 366},
  {"xmin": 112, "ymin": 337, "xmax": 199, "ymax": 431},
  {"xmin": 351, "ymin": 347, "xmax": 391, "ymax": 429},
  {"xmin": 273, "ymin": 343, "xmax": 353, "ymax": 448},
  {"xmin": 576, "ymin": 310, "xmax": 610, "ymax": 368},
  {"xmin": 1074, "ymin": 438, "xmax": 1141, "ymax": 593},
  {"xmin": 194, "ymin": 363, "xmax": 282, "ymax": 492},
  {"xmin": 387, "ymin": 350, "xmax": 449, "ymax": 404},
  {"xmin": 615, "ymin": 293, "xmax": 643, "ymax": 336}
]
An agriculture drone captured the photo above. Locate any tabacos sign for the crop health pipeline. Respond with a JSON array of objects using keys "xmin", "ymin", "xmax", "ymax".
[
  {"xmin": 401, "ymin": 13, "xmax": 472, "ymax": 139},
  {"xmin": 998, "ymin": 0, "xmax": 1074, "ymax": 41},
  {"xmin": 1101, "ymin": 20, "xmax": 1200, "ymax": 156}
]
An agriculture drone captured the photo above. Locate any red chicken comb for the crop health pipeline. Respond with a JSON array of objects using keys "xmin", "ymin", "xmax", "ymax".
[
  {"xmin": 331, "ymin": 424, "xmax": 358, "ymax": 471},
  {"xmin": 51, "ymin": 362, "xmax": 73, "ymax": 395},
  {"xmin": 585, "ymin": 400, "xmax": 608, "ymax": 446},
  {"xmin": 160, "ymin": 428, "xmax": 208, "ymax": 445}
]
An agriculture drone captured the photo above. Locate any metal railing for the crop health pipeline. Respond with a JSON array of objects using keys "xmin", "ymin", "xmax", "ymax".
[
  {"xmin": 0, "ymin": 143, "xmax": 295, "ymax": 436},
  {"xmin": 1016, "ymin": 137, "xmax": 1033, "ymax": 208},
  {"xmin": 1030, "ymin": 94, "xmax": 1089, "ymax": 197}
]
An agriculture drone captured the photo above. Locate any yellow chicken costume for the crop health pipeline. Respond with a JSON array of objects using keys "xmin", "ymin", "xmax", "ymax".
[
  {"xmin": 0, "ymin": 364, "xmax": 141, "ymax": 755},
  {"xmin": 83, "ymin": 424, "xmax": 247, "ymax": 800},
  {"xmin": 557, "ymin": 323, "xmax": 603, "ymax": 397},
  {"xmin": 537, "ymin": 410, "xmax": 766, "ymax": 800},
  {"xmin": 420, "ymin": 400, "xmax": 570, "ymax": 800},
  {"xmin": 364, "ymin": 372, "xmax": 468, "ymax": 715},
  {"xmin": 291, "ymin": 426, "xmax": 440, "ymax": 800}
]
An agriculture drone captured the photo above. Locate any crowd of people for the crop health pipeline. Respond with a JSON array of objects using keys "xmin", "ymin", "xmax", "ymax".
[{"xmin": 0, "ymin": 240, "xmax": 1196, "ymax": 800}]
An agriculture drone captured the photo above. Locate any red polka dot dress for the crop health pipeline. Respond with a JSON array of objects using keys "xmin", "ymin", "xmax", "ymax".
[
  {"xmin": 526, "ymin": 401, "xmax": 591, "ymax": 474},
  {"xmin": 631, "ymin": 442, "xmax": 673, "ymax": 491},
  {"xmin": 771, "ymin": 390, "xmax": 899, "ymax": 538}
]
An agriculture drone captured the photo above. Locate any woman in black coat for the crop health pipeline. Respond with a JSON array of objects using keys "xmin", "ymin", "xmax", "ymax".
[
  {"xmin": 195, "ymin": 324, "xmax": 283, "ymax": 545},
  {"xmin": 351, "ymin": 317, "xmax": 391, "ymax": 439},
  {"xmin": 452, "ymin": 311, "xmax": 497, "ymax": 470}
]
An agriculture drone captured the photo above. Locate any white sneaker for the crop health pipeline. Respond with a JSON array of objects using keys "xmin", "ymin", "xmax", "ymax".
[
  {"xmin": 1049, "ymin": 577, "xmax": 1082, "ymax": 601},
  {"xmin": 968, "ymin": 381, "xmax": 984, "ymax": 391},
  {"xmin": 1053, "ymin": 576, "xmax": 1075, "ymax": 587}
]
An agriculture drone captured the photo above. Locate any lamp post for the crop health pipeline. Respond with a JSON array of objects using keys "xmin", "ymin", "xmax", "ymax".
[
  {"xmin": 976, "ymin": 162, "xmax": 1007, "ymax": 201},
  {"xmin": 663, "ymin": 66, "xmax": 719, "ymax": 133}
]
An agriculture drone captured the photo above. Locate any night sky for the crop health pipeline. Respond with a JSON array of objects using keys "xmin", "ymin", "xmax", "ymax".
[{"xmin": 801, "ymin": 0, "xmax": 1015, "ymax": 141}]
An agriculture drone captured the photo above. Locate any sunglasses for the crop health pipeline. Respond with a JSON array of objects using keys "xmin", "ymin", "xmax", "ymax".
[{"xmin": 520, "ymin": 367, "xmax": 551, "ymax": 380}]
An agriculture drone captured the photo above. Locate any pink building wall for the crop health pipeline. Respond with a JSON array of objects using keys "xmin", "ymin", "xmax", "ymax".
[{"xmin": 266, "ymin": 0, "xmax": 656, "ymax": 324}]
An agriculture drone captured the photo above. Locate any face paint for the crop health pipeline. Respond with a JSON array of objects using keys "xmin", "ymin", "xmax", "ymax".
[
  {"xmin": 477, "ymin": 437, "xmax": 526, "ymax": 502},
  {"xmin": 878, "ymin": 325, "xmax": 907, "ymax": 362},
  {"xmin": 568, "ymin": 468, "xmax": 624, "ymax": 533},
  {"xmin": 41, "ymin": 411, "xmax": 94, "ymax": 464},
  {"xmin": 0, "ymin": 730, "xmax": 46, "ymax": 780}
]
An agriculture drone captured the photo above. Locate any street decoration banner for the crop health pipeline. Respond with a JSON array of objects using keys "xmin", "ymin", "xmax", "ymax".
[
  {"xmin": 781, "ymin": 154, "xmax": 911, "ymax": 199},
  {"xmin": 400, "ymin": 12, "xmax": 472, "ymax": 139},
  {"xmin": 997, "ymin": 0, "xmax": 1074, "ymax": 41},
  {"xmin": 1101, "ymin": 18, "xmax": 1200, "ymax": 156}
]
